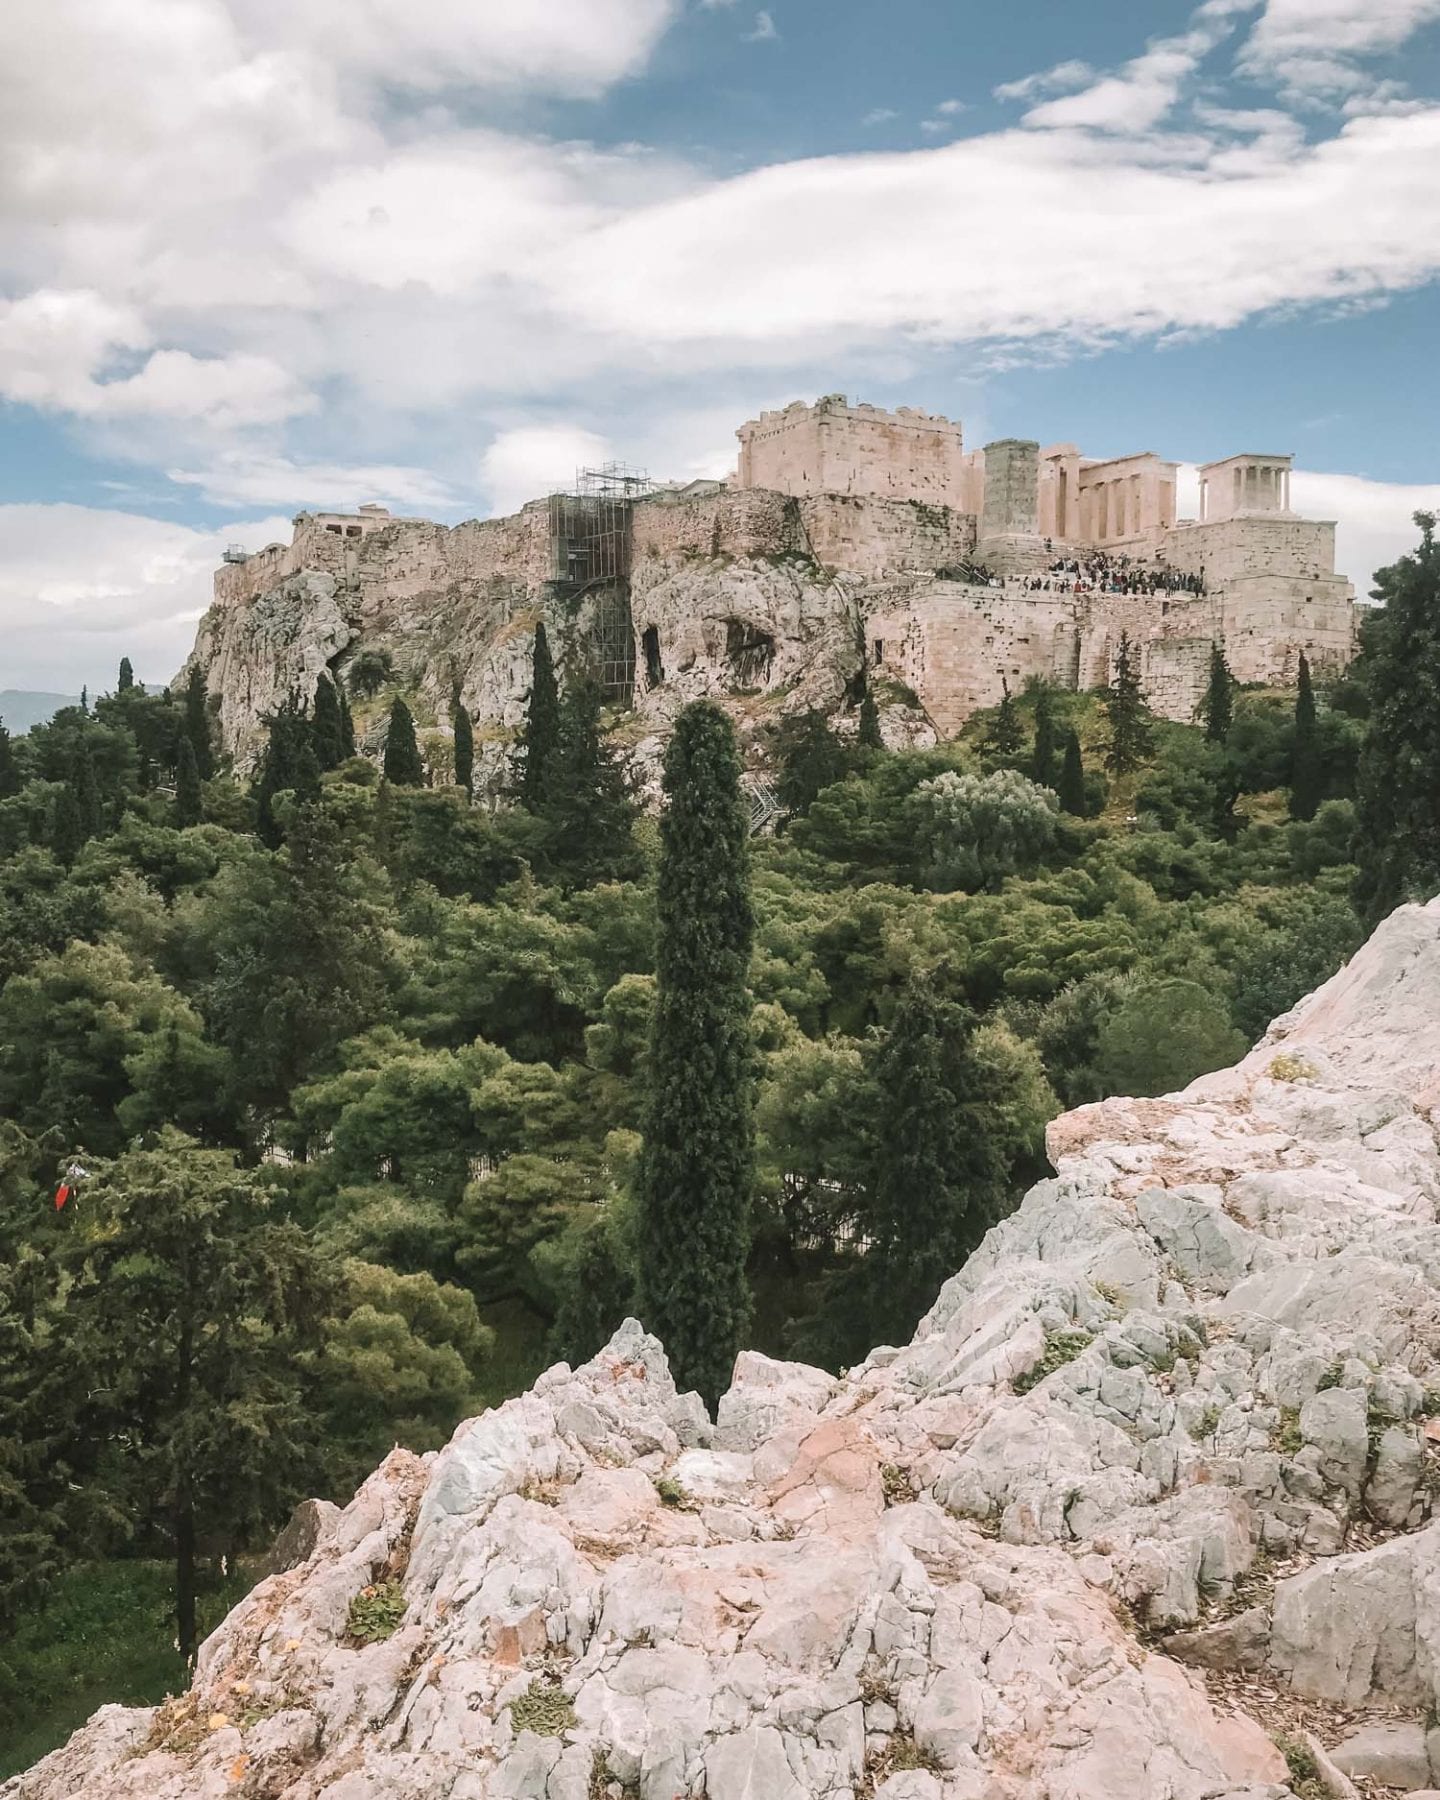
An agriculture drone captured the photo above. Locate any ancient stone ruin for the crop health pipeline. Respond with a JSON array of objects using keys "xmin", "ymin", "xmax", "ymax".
[
  {"xmin": 14, "ymin": 895, "xmax": 1440, "ymax": 1800},
  {"xmin": 192, "ymin": 396, "xmax": 1357, "ymax": 779}
]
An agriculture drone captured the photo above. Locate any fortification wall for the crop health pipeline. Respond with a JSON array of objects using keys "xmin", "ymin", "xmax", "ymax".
[
  {"xmin": 801, "ymin": 495, "xmax": 976, "ymax": 578},
  {"xmin": 735, "ymin": 396, "xmax": 968, "ymax": 506},
  {"xmin": 630, "ymin": 487, "xmax": 800, "ymax": 563}
]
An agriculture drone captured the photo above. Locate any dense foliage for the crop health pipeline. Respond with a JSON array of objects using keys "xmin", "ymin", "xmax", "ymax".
[{"xmin": 0, "ymin": 519, "xmax": 1417, "ymax": 1754}]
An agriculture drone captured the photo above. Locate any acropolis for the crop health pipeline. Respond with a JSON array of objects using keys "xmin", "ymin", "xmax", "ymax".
[{"xmin": 196, "ymin": 394, "xmax": 1358, "ymax": 771}]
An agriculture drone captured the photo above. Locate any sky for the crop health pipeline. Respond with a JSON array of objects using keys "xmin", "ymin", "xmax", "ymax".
[{"xmin": 3, "ymin": 0, "xmax": 1440, "ymax": 691}]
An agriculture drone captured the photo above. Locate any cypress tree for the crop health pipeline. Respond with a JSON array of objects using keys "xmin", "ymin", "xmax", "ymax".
[
  {"xmin": 49, "ymin": 786, "xmax": 84, "ymax": 865},
  {"xmin": 79, "ymin": 687, "xmax": 89, "ymax": 716},
  {"xmin": 1289, "ymin": 651, "xmax": 1322, "ymax": 823},
  {"xmin": 253, "ymin": 695, "xmax": 321, "ymax": 846},
  {"xmin": 980, "ymin": 680, "xmax": 1025, "ymax": 765},
  {"xmin": 857, "ymin": 687, "xmax": 884, "ymax": 752},
  {"xmin": 0, "ymin": 720, "xmax": 18, "ymax": 799},
  {"xmin": 515, "ymin": 622, "xmax": 561, "ymax": 810},
  {"xmin": 636, "ymin": 702, "xmax": 754, "ymax": 1410},
  {"xmin": 117, "ymin": 657, "xmax": 135, "ymax": 693},
  {"xmin": 337, "ymin": 685, "xmax": 356, "ymax": 761},
  {"xmin": 382, "ymin": 696, "xmax": 426, "ymax": 787},
  {"xmin": 864, "ymin": 978, "xmax": 1006, "ymax": 1346},
  {"xmin": 541, "ymin": 678, "xmax": 638, "ymax": 887},
  {"xmin": 72, "ymin": 741, "xmax": 103, "ymax": 841},
  {"xmin": 174, "ymin": 736, "xmax": 202, "ymax": 827},
  {"xmin": 1032, "ymin": 685, "xmax": 1060, "ymax": 789},
  {"xmin": 1197, "ymin": 642, "xmax": 1235, "ymax": 744},
  {"xmin": 183, "ymin": 666, "xmax": 215, "ymax": 780},
  {"xmin": 1102, "ymin": 633, "xmax": 1154, "ymax": 774},
  {"xmin": 310, "ymin": 674, "xmax": 347, "ymax": 772},
  {"xmin": 1058, "ymin": 729, "xmax": 1087, "ymax": 816},
  {"xmin": 453, "ymin": 695, "xmax": 474, "ymax": 797},
  {"xmin": 1354, "ymin": 515, "xmax": 1440, "ymax": 923}
]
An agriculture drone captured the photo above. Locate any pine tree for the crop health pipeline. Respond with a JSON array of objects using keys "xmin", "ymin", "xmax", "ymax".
[
  {"xmin": 1032, "ymin": 685, "xmax": 1061, "ymax": 789},
  {"xmin": 0, "ymin": 720, "xmax": 19, "ymax": 799},
  {"xmin": 1289, "ymin": 651, "xmax": 1322, "ymax": 824},
  {"xmin": 452, "ymin": 695, "xmax": 474, "ymax": 797},
  {"xmin": 980, "ymin": 680, "xmax": 1026, "ymax": 765},
  {"xmin": 857, "ymin": 687, "xmax": 884, "ymax": 752},
  {"xmin": 310, "ymin": 674, "xmax": 347, "ymax": 772},
  {"xmin": 540, "ymin": 679, "xmax": 638, "ymax": 887},
  {"xmin": 1354, "ymin": 516, "xmax": 1440, "ymax": 922},
  {"xmin": 62, "ymin": 1134, "xmax": 336, "ymax": 1661},
  {"xmin": 1197, "ymin": 642, "xmax": 1235, "ymax": 744},
  {"xmin": 1058, "ymin": 730, "xmax": 1087, "ymax": 816},
  {"xmin": 183, "ymin": 666, "xmax": 215, "ymax": 780},
  {"xmin": 253, "ymin": 694, "xmax": 321, "ymax": 846},
  {"xmin": 382, "ymin": 696, "xmax": 426, "ymax": 787},
  {"xmin": 117, "ymin": 657, "xmax": 134, "ymax": 693},
  {"xmin": 864, "ymin": 978, "xmax": 1006, "ymax": 1346},
  {"xmin": 636, "ymin": 703, "xmax": 755, "ymax": 1410},
  {"xmin": 174, "ymin": 736, "xmax": 203, "ymax": 827},
  {"xmin": 514, "ymin": 622, "xmax": 561, "ymax": 810},
  {"xmin": 1102, "ymin": 633, "xmax": 1154, "ymax": 775}
]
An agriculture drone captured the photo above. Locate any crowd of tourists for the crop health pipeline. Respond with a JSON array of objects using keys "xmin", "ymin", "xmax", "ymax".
[{"xmin": 1026, "ymin": 548, "xmax": 1206, "ymax": 597}]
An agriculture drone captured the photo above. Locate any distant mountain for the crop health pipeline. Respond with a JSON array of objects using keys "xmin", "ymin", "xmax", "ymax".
[{"xmin": 0, "ymin": 691, "xmax": 84, "ymax": 733}]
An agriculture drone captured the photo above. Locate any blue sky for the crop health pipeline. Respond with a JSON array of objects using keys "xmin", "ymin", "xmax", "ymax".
[{"xmin": 2, "ymin": 0, "xmax": 1440, "ymax": 689}]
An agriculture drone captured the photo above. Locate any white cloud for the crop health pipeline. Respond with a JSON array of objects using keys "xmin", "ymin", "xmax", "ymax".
[
  {"xmin": 166, "ymin": 456, "xmax": 459, "ymax": 511},
  {"xmin": 862, "ymin": 108, "xmax": 898, "ymax": 127},
  {"xmin": 994, "ymin": 61, "xmax": 1095, "ymax": 103},
  {"xmin": 936, "ymin": 99, "xmax": 967, "ymax": 116},
  {"xmin": 478, "ymin": 425, "xmax": 615, "ymax": 516},
  {"xmin": 0, "ymin": 504, "xmax": 292, "ymax": 691},
  {"xmin": 745, "ymin": 11, "xmax": 778, "ymax": 42},
  {"xmin": 1239, "ymin": 0, "xmax": 1440, "ymax": 100},
  {"xmin": 1291, "ymin": 469, "xmax": 1440, "ymax": 594}
]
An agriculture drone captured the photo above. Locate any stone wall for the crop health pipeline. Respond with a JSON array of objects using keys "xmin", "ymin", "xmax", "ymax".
[
  {"xmin": 734, "ymin": 394, "xmax": 968, "ymax": 506},
  {"xmin": 800, "ymin": 494, "xmax": 976, "ymax": 577}
]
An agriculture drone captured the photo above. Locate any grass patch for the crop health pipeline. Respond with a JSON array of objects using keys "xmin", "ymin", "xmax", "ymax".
[
  {"xmin": 0, "ymin": 1559, "xmax": 255, "ymax": 1781},
  {"xmin": 508, "ymin": 1677, "xmax": 576, "ymax": 1738},
  {"xmin": 653, "ymin": 1476, "xmax": 695, "ymax": 1512},
  {"xmin": 345, "ymin": 1580, "xmax": 406, "ymax": 1645},
  {"xmin": 1274, "ymin": 1733, "xmax": 1324, "ymax": 1800},
  {"xmin": 1014, "ymin": 1330, "xmax": 1093, "ymax": 1395}
]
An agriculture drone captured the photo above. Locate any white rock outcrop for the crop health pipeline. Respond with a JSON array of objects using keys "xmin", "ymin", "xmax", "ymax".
[{"xmin": 14, "ymin": 898, "xmax": 1440, "ymax": 1799}]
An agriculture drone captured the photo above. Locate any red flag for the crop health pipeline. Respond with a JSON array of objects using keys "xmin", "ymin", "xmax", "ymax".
[{"xmin": 54, "ymin": 1184, "xmax": 70, "ymax": 1211}]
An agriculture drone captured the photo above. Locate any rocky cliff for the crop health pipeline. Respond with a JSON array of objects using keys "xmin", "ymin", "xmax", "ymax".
[{"xmin": 16, "ymin": 899, "xmax": 1440, "ymax": 1800}]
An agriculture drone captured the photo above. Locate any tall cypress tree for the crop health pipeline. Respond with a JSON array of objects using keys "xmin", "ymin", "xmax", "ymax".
[
  {"xmin": 49, "ymin": 787, "xmax": 84, "ymax": 865},
  {"xmin": 1058, "ymin": 730, "xmax": 1086, "ymax": 816},
  {"xmin": 1197, "ymin": 642, "xmax": 1235, "ymax": 744},
  {"xmin": 0, "ymin": 720, "xmax": 19, "ymax": 799},
  {"xmin": 382, "ymin": 696, "xmax": 426, "ymax": 787},
  {"xmin": 253, "ymin": 694, "xmax": 321, "ymax": 847},
  {"xmin": 864, "ymin": 980, "xmax": 1005, "ymax": 1346},
  {"xmin": 183, "ymin": 666, "xmax": 215, "ymax": 781},
  {"xmin": 515, "ymin": 622, "xmax": 561, "ymax": 810},
  {"xmin": 981, "ymin": 680, "xmax": 1025, "ymax": 765},
  {"xmin": 1103, "ymin": 633, "xmax": 1154, "ymax": 774},
  {"xmin": 1032, "ymin": 685, "xmax": 1060, "ymax": 789},
  {"xmin": 857, "ymin": 686, "xmax": 884, "ymax": 752},
  {"xmin": 310, "ymin": 674, "xmax": 347, "ymax": 772},
  {"xmin": 72, "ymin": 741, "xmax": 103, "ymax": 841},
  {"xmin": 337, "ymin": 684, "xmax": 356, "ymax": 761},
  {"xmin": 174, "ymin": 736, "xmax": 203, "ymax": 827},
  {"xmin": 1355, "ymin": 515, "xmax": 1440, "ymax": 922},
  {"xmin": 453, "ymin": 694, "xmax": 474, "ymax": 797},
  {"xmin": 541, "ymin": 678, "xmax": 638, "ymax": 888},
  {"xmin": 117, "ymin": 657, "xmax": 135, "ymax": 694},
  {"xmin": 636, "ymin": 703, "xmax": 754, "ymax": 1410},
  {"xmin": 1289, "ymin": 651, "xmax": 1322, "ymax": 823}
]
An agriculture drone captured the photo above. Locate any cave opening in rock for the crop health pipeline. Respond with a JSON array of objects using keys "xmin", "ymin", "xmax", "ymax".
[
  {"xmin": 725, "ymin": 619, "xmax": 775, "ymax": 688},
  {"xmin": 643, "ymin": 624, "xmax": 664, "ymax": 688}
]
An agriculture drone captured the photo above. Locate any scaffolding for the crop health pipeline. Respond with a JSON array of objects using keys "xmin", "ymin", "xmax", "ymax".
[{"xmin": 546, "ymin": 464, "xmax": 654, "ymax": 705}]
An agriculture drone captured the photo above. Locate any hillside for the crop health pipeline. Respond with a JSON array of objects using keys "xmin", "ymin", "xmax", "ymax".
[{"xmin": 11, "ymin": 898, "xmax": 1440, "ymax": 1800}]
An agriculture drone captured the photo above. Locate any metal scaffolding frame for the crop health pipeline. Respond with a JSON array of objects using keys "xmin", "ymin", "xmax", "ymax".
[{"xmin": 547, "ymin": 464, "xmax": 653, "ymax": 705}]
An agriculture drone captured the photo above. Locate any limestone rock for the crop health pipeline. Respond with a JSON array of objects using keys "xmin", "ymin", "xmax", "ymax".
[{"xmin": 15, "ymin": 899, "xmax": 1440, "ymax": 1798}]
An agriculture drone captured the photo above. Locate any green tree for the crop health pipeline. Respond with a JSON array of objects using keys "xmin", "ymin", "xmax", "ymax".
[
  {"xmin": 1197, "ymin": 642, "xmax": 1235, "ymax": 744},
  {"xmin": 636, "ymin": 703, "xmax": 755, "ymax": 1409},
  {"xmin": 453, "ymin": 695, "xmax": 474, "ymax": 797},
  {"xmin": 310, "ymin": 674, "xmax": 348, "ymax": 772},
  {"xmin": 1103, "ymin": 633, "xmax": 1154, "ymax": 774},
  {"xmin": 63, "ymin": 1134, "xmax": 336, "ymax": 1662},
  {"xmin": 183, "ymin": 666, "xmax": 215, "ymax": 781},
  {"xmin": 912, "ymin": 767, "xmax": 1059, "ymax": 892},
  {"xmin": 980, "ymin": 680, "xmax": 1025, "ymax": 765},
  {"xmin": 1032, "ymin": 685, "xmax": 1061, "ymax": 789},
  {"xmin": 174, "ymin": 736, "xmax": 202, "ymax": 828},
  {"xmin": 1290, "ymin": 651, "xmax": 1322, "ymax": 823},
  {"xmin": 1354, "ymin": 516, "xmax": 1440, "ymax": 921},
  {"xmin": 117, "ymin": 657, "xmax": 135, "ymax": 693},
  {"xmin": 515, "ymin": 622, "xmax": 561, "ymax": 810},
  {"xmin": 0, "ymin": 720, "xmax": 18, "ymax": 800},
  {"xmin": 1058, "ymin": 729, "xmax": 1087, "ymax": 816},
  {"xmin": 540, "ymin": 678, "xmax": 638, "ymax": 888},
  {"xmin": 1094, "ymin": 977, "xmax": 1247, "ymax": 1097},
  {"xmin": 71, "ymin": 741, "xmax": 103, "ymax": 842},
  {"xmin": 776, "ymin": 710, "xmax": 851, "ymax": 818},
  {"xmin": 253, "ymin": 694, "xmax": 320, "ymax": 846},
  {"xmin": 48, "ymin": 787, "xmax": 84, "ymax": 866},
  {"xmin": 857, "ymin": 687, "xmax": 884, "ymax": 752},
  {"xmin": 864, "ymin": 978, "xmax": 1006, "ymax": 1347},
  {"xmin": 382, "ymin": 696, "xmax": 426, "ymax": 788},
  {"xmin": 337, "ymin": 683, "xmax": 356, "ymax": 760}
]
